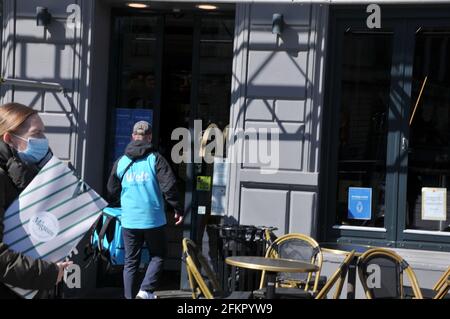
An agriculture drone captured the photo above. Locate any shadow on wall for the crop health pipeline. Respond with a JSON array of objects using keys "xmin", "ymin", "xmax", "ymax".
[{"xmin": 1, "ymin": 9, "xmax": 88, "ymax": 163}]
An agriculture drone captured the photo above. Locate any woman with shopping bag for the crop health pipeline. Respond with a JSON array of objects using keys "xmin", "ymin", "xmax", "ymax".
[{"xmin": 0, "ymin": 102, "xmax": 71, "ymax": 298}]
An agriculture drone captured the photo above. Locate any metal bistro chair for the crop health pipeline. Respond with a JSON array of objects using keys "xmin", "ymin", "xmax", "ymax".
[
  {"xmin": 182, "ymin": 238, "xmax": 252, "ymax": 299},
  {"xmin": 254, "ymin": 233, "xmax": 325, "ymax": 299},
  {"xmin": 315, "ymin": 250, "xmax": 355, "ymax": 299},
  {"xmin": 357, "ymin": 248, "xmax": 423, "ymax": 299},
  {"xmin": 433, "ymin": 276, "xmax": 450, "ymax": 299},
  {"xmin": 262, "ymin": 226, "xmax": 278, "ymax": 251},
  {"xmin": 432, "ymin": 266, "xmax": 450, "ymax": 299},
  {"xmin": 406, "ymin": 266, "xmax": 450, "ymax": 299}
]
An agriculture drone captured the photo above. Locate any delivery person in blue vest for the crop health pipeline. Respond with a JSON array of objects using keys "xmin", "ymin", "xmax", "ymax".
[{"xmin": 107, "ymin": 121, "xmax": 183, "ymax": 299}]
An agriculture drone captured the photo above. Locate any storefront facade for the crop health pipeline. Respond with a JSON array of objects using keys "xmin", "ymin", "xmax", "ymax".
[{"xmin": 2, "ymin": 0, "xmax": 450, "ymax": 297}]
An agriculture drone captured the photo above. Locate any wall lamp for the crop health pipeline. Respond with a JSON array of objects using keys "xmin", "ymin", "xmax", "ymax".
[
  {"xmin": 36, "ymin": 7, "xmax": 52, "ymax": 27},
  {"xmin": 272, "ymin": 13, "xmax": 284, "ymax": 35}
]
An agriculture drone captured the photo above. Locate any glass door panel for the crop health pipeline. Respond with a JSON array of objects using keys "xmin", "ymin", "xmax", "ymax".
[
  {"xmin": 405, "ymin": 27, "xmax": 450, "ymax": 233},
  {"xmin": 336, "ymin": 31, "xmax": 393, "ymax": 228},
  {"xmin": 108, "ymin": 16, "xmax": 162, "ymax": 170},
  {"xmin": 193, "ymin": 15, "xmax": 234, "ymax": 244}
]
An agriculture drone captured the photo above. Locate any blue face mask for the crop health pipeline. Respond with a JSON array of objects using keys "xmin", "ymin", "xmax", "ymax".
[{"xmin": 12, "ymin": 134, "xmax": 49, "ymax": 164}]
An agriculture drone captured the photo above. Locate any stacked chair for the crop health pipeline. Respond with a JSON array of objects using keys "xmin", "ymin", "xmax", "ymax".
[
  {"xmin": 432, "ymin": 267, "xmax": 450, "ymax": 299},
  {"xmin": 315, "ymin": 250, "xmax": 355, "ymax": 299},
  {"xmin": 182, "ymin": 238, "xmax": 252, "ymax": 299},
  {"xmin": 405, "ymin": 265, "xmax": 450, "ymax": 299}
]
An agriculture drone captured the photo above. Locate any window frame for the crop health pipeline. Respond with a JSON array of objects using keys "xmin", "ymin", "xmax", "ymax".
[{"xmin": 320, "ymin": 5, "xmax": 450, "ymax": 252}]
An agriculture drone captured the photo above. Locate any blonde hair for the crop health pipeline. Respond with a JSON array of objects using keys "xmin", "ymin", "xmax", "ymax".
[{"xmin": 0, "ymin": 103, "xmax": 37, "ymax": 137}]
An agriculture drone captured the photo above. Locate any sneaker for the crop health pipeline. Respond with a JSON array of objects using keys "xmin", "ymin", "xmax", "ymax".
[{"xmin": 136, "ymin": 290, "xmax": 155, "ymax": 299}]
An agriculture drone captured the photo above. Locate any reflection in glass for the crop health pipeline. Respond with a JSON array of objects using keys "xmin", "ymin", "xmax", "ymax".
[
  {"xmin": 118, "ymin": 17, "xmax": 158, "ymax": 109},
  {"xmin": 108, "ymin": 17, "xmax": 159, "ymax": 169},
  {"xmin": 336, "ymin": 32, "xmax": 393, "ymax": 227},
  {"xmin": 407, "ymin": 29, "xmax": 450, "ymax": 232},
  {"xmin": 198, "ymin": 17, "xmax": 234, "ymax": 131},
  {"xmin": 195, "ymin": 16, "xmax": 234, "ymax": 244}
]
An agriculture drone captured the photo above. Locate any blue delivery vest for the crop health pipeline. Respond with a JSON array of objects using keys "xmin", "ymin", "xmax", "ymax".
[{"xmin": 116, "ymin": 153, "xmax": 167, "ymax": 229}]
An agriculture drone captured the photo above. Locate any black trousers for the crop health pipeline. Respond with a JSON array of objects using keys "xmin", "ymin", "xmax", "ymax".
[{"xmin": 122, "ymin": 225, "xmax": 167, "ymax": 299}]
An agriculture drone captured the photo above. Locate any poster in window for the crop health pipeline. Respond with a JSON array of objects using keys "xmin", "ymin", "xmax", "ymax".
[
  {"xmin": 211, "ymin": 157, "xmax": 228, "ymax": 216},
  {"xmin": 421, "ymin": 187, "xmax": 447, "ymax": 221},
  {"xmin": 348, "ymin": 187, "xmax": 372, "ymax": 220}
]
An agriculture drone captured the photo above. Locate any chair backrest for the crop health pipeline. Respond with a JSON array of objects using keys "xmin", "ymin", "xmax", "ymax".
[
  {"xmin": 357, "ymin": 248, "xmax": 423, "ymax": 299},
  {"xmin": 433, "ymin": 266, "xmax": 450, "ymax": 292},
  {"xmin": 259, "ymin": 233, "xmax": 323, "ymax": 292},
  {"xmin": 263, "ymin": 228, "xmax": 278, "ymax": 250},
  {"xmin": 434, "ymin": 277, "xmax": 450, "ymax": 299},
  {"xmin": 182, "ymin": 238, "xmax": 222, "ymax": 299},
  {"xmin": 315, "ymin": 250, "xmax": 355, "ymax": 299}
]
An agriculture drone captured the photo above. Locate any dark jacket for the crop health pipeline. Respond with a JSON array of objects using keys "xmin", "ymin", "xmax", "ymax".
[
  {"xmin": 107, "ymin": 140, "xmax": 183, "ymax": 215},
  {"xmin": 0, "ymin": 141, "xmax": 59, "ymax": 298}
]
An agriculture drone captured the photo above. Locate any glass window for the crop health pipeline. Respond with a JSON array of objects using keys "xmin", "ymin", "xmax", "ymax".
[
  {"xmin": 107, "ymin": 17, "xmax": 159, "ymax": 168},
  {"xmin": 118, "ymin": 17, "xmax": 158, "ymax": 109},
  {"xmin": 327, "ymin": 8, "xmax": 450, "ymax": 249},
  {"xmin": 194, "ymin": 16, "xmax": 234, "ymax": 239},
  {"xmin": 335, "ymin": 32, "xmax": 393, "ymax": 228},
  {"xmin": 198, "ymin": 17, "xmax": 234, "ymax": 131},
  {"xmin": 406, "ymin": 28, "xmax": 450, "ymax": 232}
]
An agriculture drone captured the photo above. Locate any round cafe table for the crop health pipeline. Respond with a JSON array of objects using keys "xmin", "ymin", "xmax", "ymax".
[{"xmin": 225, "ymin": 256, "xmax": 319, "ymax": 299}]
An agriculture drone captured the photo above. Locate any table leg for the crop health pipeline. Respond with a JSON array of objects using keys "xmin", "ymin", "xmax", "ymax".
[
  {"xmin": 347, "ymin": 258, "xmax": 357, "ymax": 299},
  {"xmin": 266, "ymin": 272, "xmax": 276, "ymax": 299}
]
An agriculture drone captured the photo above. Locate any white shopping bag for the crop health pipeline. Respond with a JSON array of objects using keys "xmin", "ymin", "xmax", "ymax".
[{"xmin": 2, "ymin": 156, "xmax": 107, "ymax": 299}]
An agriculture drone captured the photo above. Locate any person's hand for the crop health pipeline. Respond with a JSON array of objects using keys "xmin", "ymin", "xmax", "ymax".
[
  {"xmin": 174, "ymin": 212, "xmax": 184, "ymax": 226},
  {"xmin": 56, "ymin": 261, "xmax": 73, "ymax": 284}
]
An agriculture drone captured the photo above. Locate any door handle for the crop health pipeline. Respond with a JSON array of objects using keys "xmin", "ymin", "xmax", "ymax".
[{"xmin": 401, "ymin": 137, "xmax": 409, "ymax": 151}]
